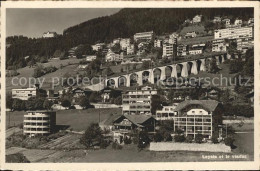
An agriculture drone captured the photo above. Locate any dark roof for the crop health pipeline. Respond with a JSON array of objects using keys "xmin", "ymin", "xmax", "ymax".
[
  {"xmin": 174, "ymin": 100, "xmax": 219, "ymax": 112},
  {"xmin": 99, "ymin": 114, "xmax": 122, "ymax": 126},
  {"xmin": 113, "ymin": 115, "xmax": 155, "ymax": 127}
]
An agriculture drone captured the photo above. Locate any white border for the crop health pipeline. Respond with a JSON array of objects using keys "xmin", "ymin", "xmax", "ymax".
[{"xmin": 1, "ymin": 1, "xmax": 259, "ymax": 170}]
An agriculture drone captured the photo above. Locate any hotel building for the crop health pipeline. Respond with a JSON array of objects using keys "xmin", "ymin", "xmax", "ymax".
[
  {"xmin": 134, "ymin": 31, "xmax": 154, "ymax": 42},
  {"xmin": 23, "ymin": 111, "xmax": 56, "ymax": 136},
  {"xmin": 12, "ymin": 87, "xmax": 38, "ymax": 100},
  {"xmin": 214, "ymin": 26, "xmax": 253, "ymax": 40},
  {"xmin": 122, "ymin": 86, "xmax": 157, "ymax": 115},
  {"xmin": 156, "ymin": 100, "xmax": 222, "ymax": 139},
  {"xmin": 162, "ymin": 42, "xmax": 174, "ymax": 58}
]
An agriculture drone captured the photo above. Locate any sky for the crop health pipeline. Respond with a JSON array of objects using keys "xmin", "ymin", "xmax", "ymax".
[{"xmin": 6, "ymin": 8, "xmax": 121, "ymax": 38}]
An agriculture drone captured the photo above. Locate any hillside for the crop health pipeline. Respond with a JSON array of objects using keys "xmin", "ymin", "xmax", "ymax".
[{"xmin": 6, "ymin": 8, "xmax": 253, "ymax": 69}]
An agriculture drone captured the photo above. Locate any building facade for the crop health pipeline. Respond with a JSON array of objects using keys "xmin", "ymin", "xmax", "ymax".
[
  {"xmin": 134, "ymin": 31, "xmax": 154, "ymax": 41},
  {"xmin": 122, "ymin": 86, "xmax": 157, "ymax": 115},
  {"xmin": 42, "ymin": 31, "xmax": 58, "ymax": 38},
  {"xmin": 214, "ymin": 26, "xmax": 253, "ymax": 39},
  {"xmin": 86, "ymin": 55, "xmax": 97, "ymax": 62},
  {"xmin": 12, "ymin": 87, "xmax": 38, "ymax": 100},
  {"xmin": 127, "ymin": 44, "xmax": 135, "ymax": 55},
  {"xmin": 154, "ymin": 39, "xmax": 163, "ymax": 48},
  {"xmin": 171, "ymin": 100, "xmax": 222, "ymax": 139},
  {"xmin": 162, "ymin": 42, "xmax": 174, "ymax": 58},
  {"xmin": 212, "ymin": 39, "xmax": 228, "ymax": 52},
  {"xmin": 92, "ymin": 43, "xmax": 105, "ymax": 51},
  {"xmin": 177, "ymin": 44, "xmax": 188, "ymax": 56},
  {"xmin": 120, "ymin": 38, "xmax": 131, "ymax": 50},
  {"xmin": 23, "ymin": 111, "xmax": 56, "ymax": 136}
]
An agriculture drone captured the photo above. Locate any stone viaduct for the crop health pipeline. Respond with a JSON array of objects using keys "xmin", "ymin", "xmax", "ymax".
[{"xmin": 102, "ymin": 53, "xmax": 236, "ymax": 88}]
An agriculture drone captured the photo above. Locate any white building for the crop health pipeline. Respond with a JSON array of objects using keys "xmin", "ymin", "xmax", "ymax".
[
  {"xmin": 163, "ymin": 42, "xmax": 174, "ymax": 58},
  {"xmin": 185, "ymin": 31, "xmax": 197, "ymax": 38},
  {"xmin": 127, "ymin": 44, "xmax": 135, "ymax": 55},
  {"xmin": 234, "ymin": 19, "xmax": 242, "ymax": 26},
  {"xmin": 154, "ymin": 39, "xmax": 163, "ymax": 48},
  {"xmin": 122, "ymin": 86, "xmax": 157, "ymax": 115},
  {"xmin": 236, "ymin": 38, "xmax": 254, "ymax": 52},
  {"xmin": 169, "ymin": 33, "xmax": 178, "ymax": 44},
  {"xmin": 189, "ymin": 48, "xmax": 203, "ymax": 55},
  {"xmin": 193, "ymin": 15, "xmax": 202, "ymax": 23},
  {"xmin": 105, "ymin": 49, "xmax": 123, "ymax": 62},
  {"xmin": 248, "ymin": 18, "xmax": 254, "ymax": 25},
  {"xmin": 23, "ymin": 111, "xmax": 56, "ymax": 136},
  {"xmin": 120, "ymin": 38, "xmax": 131, "ymax": 50},
  {"xmin": 12, "ymin": 87, "xmax": 38, "ymax": 100},
  {"xmin": 134, "ymin": 31, "xmax": 154, "ymax": 41},
  {"xmin": 214, "ymin": 26, "xmax": 253, "ymax": 39},
  {"xmin": 42, "ymin": 31, "xmax": 58, "ymax": 38},
  {"xmin": 92, "ymin": 43, "xmax": 105, "ymax": 51},
  {"xmin": 86, "ymin": 55, "xmax": 97, "ymax": 62},
  {"xmin": 212, "ymin": 39, "xmax": 228, "ymax": 52},
  {"xmin": 155, "ymin": 104, "xmax": 178, "ymax": 120},
  {"xmin": 177, "ymin": 44, "xmax": 188, "ymax": 56}
]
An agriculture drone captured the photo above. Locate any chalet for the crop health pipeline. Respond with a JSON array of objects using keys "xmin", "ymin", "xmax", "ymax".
[
  {"xmin": 112, "ymin": 115, "xmax": 156, "ymax": 143},
  {"xmin": 234, "ymin": 19, "xmax": 242, "ymax": 26}
]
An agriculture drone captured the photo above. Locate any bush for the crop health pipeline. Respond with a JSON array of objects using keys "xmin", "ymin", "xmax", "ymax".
[
  {"xmin": 112, "ymin": 142, "xmax": 123, "ymax": 150},
  {"xmin": 163, "ymin": 132, "xmax": 173, "ymax": 142},
  {"xmin": 224, "ymin": 137, "xmax": 234, "ymax": 148},
  {"xmin": 185, "ymin": 135, "xmax": 194, "ymax": 143},
  {"xmin": 174, "ymin": 134, "xmax": 185, "ymax": 142},
  {"xmin": 124, "ymin": 136, "xmax": 132, "ymax": 144},
  {"xmin": 211, "ymin": 134, "xmax": 219, "ymax": 144},
  {"xmin": 154, "ymin": 132, "xmax": 163, "ymax": 142},
  {"xmin": 195, "ymin": 134, "xmax": 204, "ymax": 144},
  {"xmin": 100, "ymin": 139, "xmax": 110, "ymax": 149}
]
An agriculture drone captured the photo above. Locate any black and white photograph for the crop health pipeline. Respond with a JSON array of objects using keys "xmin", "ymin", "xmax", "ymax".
[{"xmin": 0, "ymin": 1, "xmax": 259, "ymax": 170}]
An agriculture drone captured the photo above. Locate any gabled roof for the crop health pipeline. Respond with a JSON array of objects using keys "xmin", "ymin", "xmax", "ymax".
[
  {"xmin": 113, "ymin": 115, "xmax": 155, "ymax": 127},
  {"xmin": 99, "ymin": 114, "xmax": 122, "ymax": 126},
  {"xmin": 174, "ymin": 100, "xmax": 219, "ymax": 112}
]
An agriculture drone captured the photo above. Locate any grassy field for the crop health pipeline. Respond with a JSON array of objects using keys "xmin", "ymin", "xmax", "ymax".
[
  {"xmin": 6, "ymin": 58, "xmax": 82, "ymax": 91},
  {"xmin": 6, "ymin": 108, "xmax": 122, "ymax": 131}
]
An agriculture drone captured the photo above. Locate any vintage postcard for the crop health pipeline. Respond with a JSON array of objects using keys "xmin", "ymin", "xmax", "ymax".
[{"xmin": 0, "ymin": 1, "xmax": 259, "ymax": 170}]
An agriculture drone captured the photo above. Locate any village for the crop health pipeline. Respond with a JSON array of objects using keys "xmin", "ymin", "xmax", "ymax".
[{"xmin": 5, "ymin": 13, "xmax": 254, "ymax": 162}]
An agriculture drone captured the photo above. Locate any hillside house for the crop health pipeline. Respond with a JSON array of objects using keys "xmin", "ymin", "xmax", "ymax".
[{"xmin": 112, "ymin": 115, "xmax": 156, "ymax": 143}]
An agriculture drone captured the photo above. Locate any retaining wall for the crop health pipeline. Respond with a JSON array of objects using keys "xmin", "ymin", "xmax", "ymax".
[{"xmin": 150, "ymin": 142, "xmax": 231, "ymax": 153}]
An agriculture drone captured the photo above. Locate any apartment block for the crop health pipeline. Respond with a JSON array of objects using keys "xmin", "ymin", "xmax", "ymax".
[
  {"xmin": 23, "ymin": 111, "xmax": 56, "ymax": 136},
  {"xmin": 214, "ymin": 26, "xmax": 253, "ymax": 39},
  {"xmin": 134, "ymin": 31, "xmax": 154, "ymax": 41},
  {"xmin": 122, "ymin": 86, "xmax": 157, "ymax": 115},
  {"xmin": 163, "ymin": 42, "xmax": 174, "ymax": 58},
  {"xmin": 177, "ymin": 44, "xmax": 188, "ymax": 56}
]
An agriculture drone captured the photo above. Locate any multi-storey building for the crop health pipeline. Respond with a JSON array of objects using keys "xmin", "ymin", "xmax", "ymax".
[
  {"xmin": 120, "ymin": 38, "xmax": 131, "ymax": 50},
  {"xmin": 12, "ymin": 87, "xmax": 38, "ymax": 100},
  {"xmin": 234, "ymin": 19, "xmax": 242, "ymax": 26},
  {"xmin": 236, "ymin": 37, "xmax": 254, "ymax": 52},
  {"xmin": 177, "ymin": 44, "xmax": 188, "ymax": 56},
  {"xmin": 23, "ymin": 111, "xmax": 56, "ymax": 136},
  {"xmin": 134, "ymin": 31, "xmax": 154, "ymax": 42},
  {"xmin": 105, "ymin": 49, "xmax": 123, "ymax": 62},
  {"xmin": 156, "ymin": 104, "xmax": 179, "ymax": 120},
  {"xmin": 42, "ymin": 31, "xmax": 58, "ymax": 38},
  {"xmin": 212, "ymin": 39, "xmax": 228, "ymax": 52},
  {"xmin": 214, "ymin": 26, "xmax": 253, "ymax": 39},
  {"xmin": 126, "ymin": 44, "xmax": 135, "ymax": 55},
  {"xmin": 172, "ymin": 100, "xmax": 222, "ymax": 139},
  {"xmin": 163, "ymin": 42, "xmax": 175, "ymax": 58},
  {"xmin": 122, "ymin": 86, "xmax": 157, "ymax": 115},
  {"xmin": 154, "ymin": 39, "xmax": 163, "ymax": 48}
]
